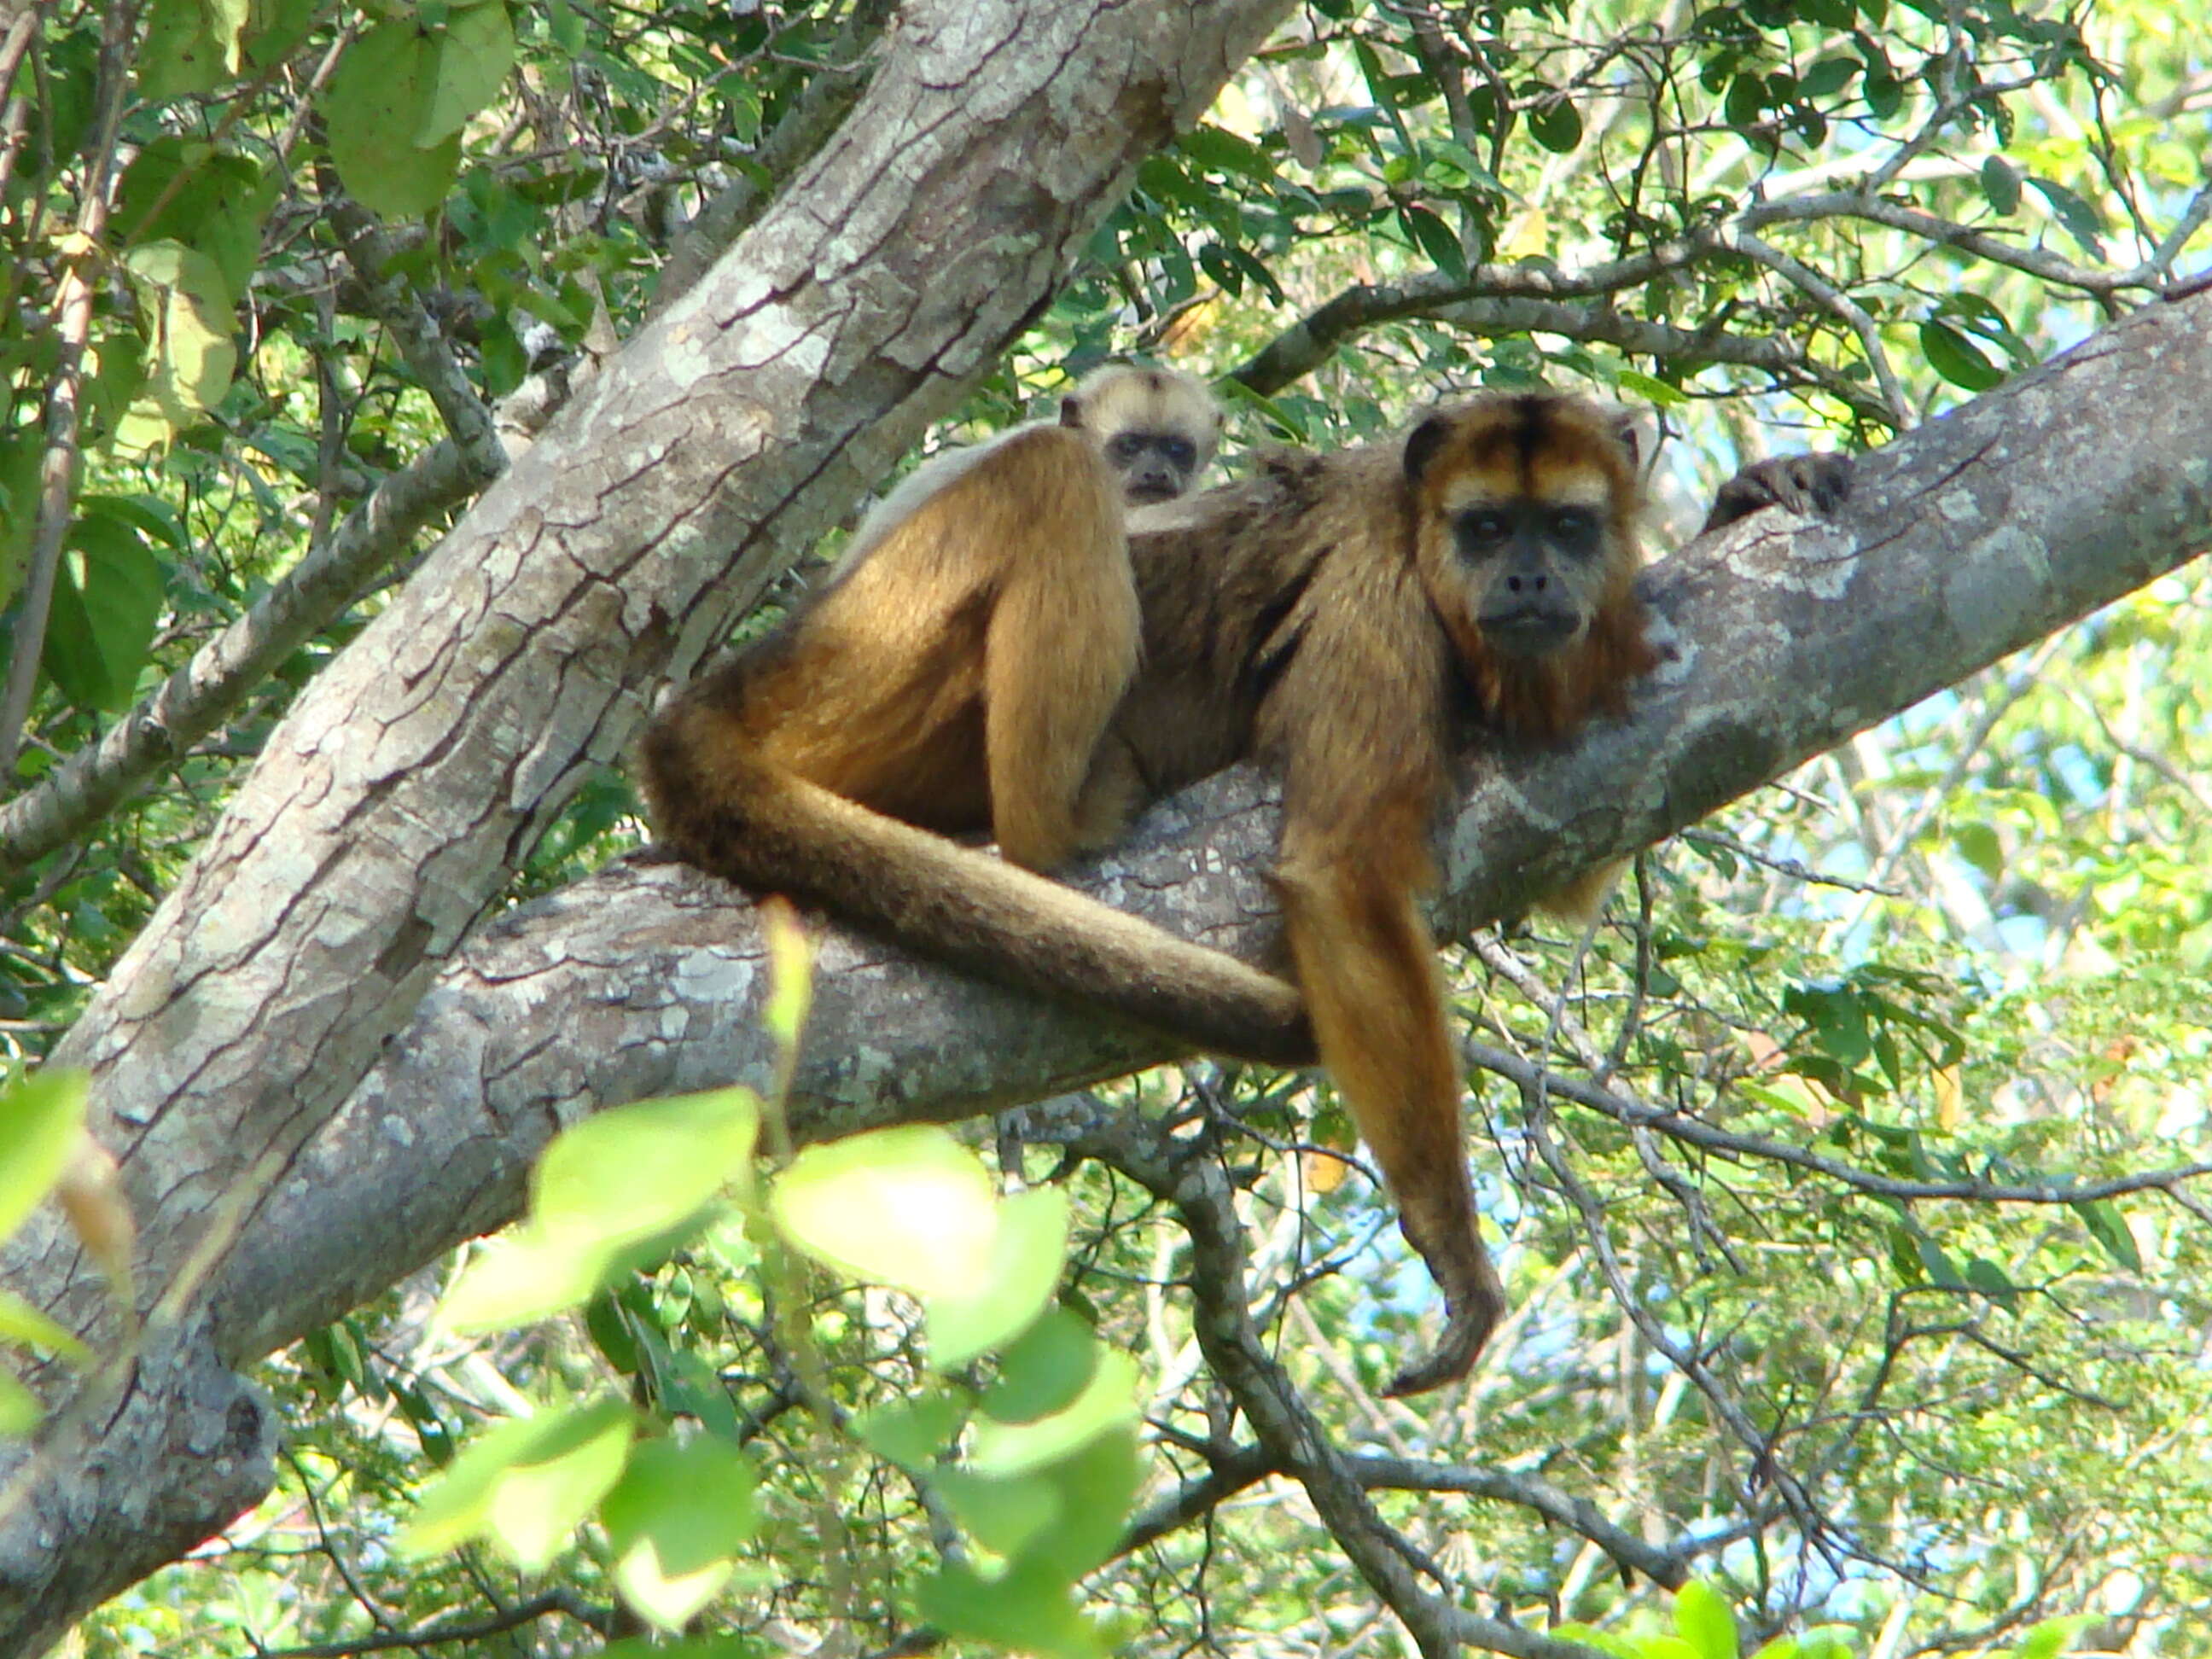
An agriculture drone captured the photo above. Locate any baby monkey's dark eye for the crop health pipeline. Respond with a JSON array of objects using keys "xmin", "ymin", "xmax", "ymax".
[
  {"xmin": 1158, "ymin": 436, "xmax": 1196, "ymax": 469},
  {"xmin": 1106, "ymin": 433, "xmax": 1150, "ymax": 464}
]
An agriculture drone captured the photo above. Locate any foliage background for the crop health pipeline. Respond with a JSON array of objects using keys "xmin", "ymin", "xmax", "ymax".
[{"xmin": 3, "ymin": 0, "xmax": 2209, "ymax": 1654}]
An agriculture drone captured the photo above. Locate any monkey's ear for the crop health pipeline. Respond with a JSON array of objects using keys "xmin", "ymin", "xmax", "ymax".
[
  {"xmin": 1403, "ymin": 412, "xmax": 1454, "ymax": 482},
  {"xmin": 1609, "ymin": 410, "xmax": 1641, "ymax": 469},
  {"xmin": 1060, "ymin": 395, "xmax": 1086, "ymax": 429}
]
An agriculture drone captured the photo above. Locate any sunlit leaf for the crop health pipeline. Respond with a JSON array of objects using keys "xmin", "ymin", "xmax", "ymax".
[
  {"xmin": 926, "ymin": 1186, "xmax": 1069, "ymax": 1369},
  {"xmin": 400, "ymin": 1398, "xmax": 634, "ymax": 1571},
  {"xmin": 442, "ymin": 1088, "xmax": 758, "ymax": 1331},
  {"xmin": 969, "ymin": 1348, "xmax": 1137, "ymax": 1477},
  {"xmin": 1675, "ymin": 1580, "xmax": 1740, "ymax": 1659},
  {"xmin": 771, "ymin": 1126, "xmax": 999, "ymax": 1298},
  {"xmin": 0, "ymin": 1071, "xmax": 88, "ymax": 1245},
  {"xmin": 139, "ymin": 0, "xmax": 248, "ymax": 100},
  {"xmin": 601, "ymin": 1436, "xmax": 757, "ymax": 1630},
  {"xmin": 0, "ymin": 1369, "xmax": 38, "ymax": 1437},
  {"xmin": 323, "ymin": 20, "xmax": 463, "ymax": 218},
  {"xmin": 120, "ymin": 242, "xmax": 238, "ymax": 439},
  {"xmin": 417, "ymin": 1, "xmax": 516, "ymax": 147},
  {"xmin": 0, "ymin": 1289, "xmax": 91, "ymax": 1366}
]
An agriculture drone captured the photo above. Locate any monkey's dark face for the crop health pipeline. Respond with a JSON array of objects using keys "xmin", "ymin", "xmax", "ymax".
[
  {"xmin": 1106, "ymin": 428, "xmax": 1202, "ymax": 505},
  {"xmin": 1404, "ymin": 394, "xmax": 1642, "ymax": 666},
  {"xmin": 1444, "ymin": 486, "xmax": 1613, "ymax": 658}
]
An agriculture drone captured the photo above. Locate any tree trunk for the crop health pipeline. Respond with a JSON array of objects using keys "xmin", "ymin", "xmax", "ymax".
[{"xmin": 0, "ymin": 2, "xmax": 1293, "ymax": 1648}]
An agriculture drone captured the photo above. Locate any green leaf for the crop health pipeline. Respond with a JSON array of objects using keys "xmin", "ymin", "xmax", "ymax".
[
  {"xmin": 44, "ymin": 509, "xmax": 166, "ymax": 713},
  {"xmin": 0, "ymin": 1289, "xmax": 92, "ymax": 1366},
  {"xmin": 1798, "ymin": 56, "xmax": 1860, "ymax": 98},
  {"xmin": 933, "ymin": 1464, "xmax": 1062, "ymax": 1560},
  {"xmin": 322, "ymin": 20, "xmax": 463, "ymax": 219},
  {"xmin": 1398, "ymin": 204, "xmax": 1468, "ymax": 283},
  {"xmin": 1918, "ymin": 320, "xmax": 2005, "ymax": 392},
  {"xmin": 119, "ymin": 242, "xmax": 238, "ymax": 439},
  {"xmin": 417, "ymin": 2, "xmax": 516, "ymax": 146},
  {"xmin": 1616, "ymin": 369, "xmax": 1688, "ymax": 408},
  {"xmin": 917, "ymin": 1558, "xmax": 1107, "ymax": 1659},
  {"xmin": 0, "ymin": 1368, "xmax": 38, "ymax": 1436},
  {"xmin": 600, "ymin": 1436, "xmax": 757, "ymax": 1631},
  {"xmin": 2072, "ymin": 1198, "xmax": 2142, "ymax": 1272},
  {"xmin": 969, "ymin": 1348, "xmax": 1137, "ymax": 1477},
  {"xmin": 1981, "ymin": 154, "xmax": 2023, "ymax": 216},
  {"xmin": 1017, "ymin": 1427, "xmax": 1141, "ymax": 1580},
  {"xmin": 986, "ymin": 1306, "xmax": 1097, "ymax": 1424},
  {"xmin": 926, "ymin": 1186, "xmax": 1070, "ymax": 1369},
  {"xmin": 1548, "ymin": 1627, "xmax": 1644, "ymax": 1659},
  {"xmin": 854, "ymin": 1390, "xmax": 964, "ymax": 1470},
  {"xmin": 1749, "ymin": 1640, "xmax": 1800, "ymax": 1659},
  {"xmin": 442, "ymin": 1088, "xmax": 758, "ymax": 1332},
  {"xmin": 0, "ymin": 1070, "xmax": 88, "ymax": 1245},
  {"xmin": 1965, "ymin": 1255, "xmax": 2019, "ymax": 1304},
  {"xmin": 1528, "ymin": 96, "xmax": 1584, "ymax": 153},
  {"xmin": 1675, "ymin": 1580, "xmax": 1740, "ymax": 1659},
  {"xmin": 2029, "ymin": 177, "xmax": 2104, "ymax": 259},
  {"xmin": 113, "ymin": 138, "xmax": 274, "ymax": 305},
  {"xmin": 139, "ymin": 0, "xmax": 248, "ymax": 100},
  {"xmin": 2008, "ymin": 1617, "xmax": 2083, "ymax": 1659},
  {"xmin": 399, "ymin": 1397, "xmax": 635, "ymax": 1571},
  {"xmin": 771, "ymin": 1125, "xmax": 999, "ymax": 1299},
  {"xmin": 534, "ymin": 1088, "xmax": 760, "ymax": 1243}
]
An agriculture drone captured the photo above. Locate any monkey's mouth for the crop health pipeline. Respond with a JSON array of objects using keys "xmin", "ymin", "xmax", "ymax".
[
  {"xmin": 1126, "ymin": 479, "xmax": 1183, "ymax": 504},
  {"xmin": 1479, "ymin": 607, "xmax": 1581, "ymax": 657}
]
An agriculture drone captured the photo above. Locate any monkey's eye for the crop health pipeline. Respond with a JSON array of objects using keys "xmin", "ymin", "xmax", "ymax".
[
  {"xmin": 1458, "ymin": 509, "xmax": 1513, "ymax": 547},
  {"xmin": 1549, "ymin": 507, "xmax": 1602, "ymax": 552},
  {"xmin": 1158, "ymin": 437, "xmax": 1196, "ymax": 470},
  {"xmin": 1107, "ymin": 434, "xmax": 1150, "ymax": 464}
]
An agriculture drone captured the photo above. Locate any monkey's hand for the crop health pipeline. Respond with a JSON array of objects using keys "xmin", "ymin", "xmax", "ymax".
[{"xmin": 1700, "ymin": 451, "xmax": 1853, "ymax": 535}]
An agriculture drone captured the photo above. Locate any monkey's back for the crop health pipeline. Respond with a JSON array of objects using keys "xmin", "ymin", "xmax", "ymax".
[{"xmin": 1115, "ymin": 440, "xmax": 1429, "ymax": 796}]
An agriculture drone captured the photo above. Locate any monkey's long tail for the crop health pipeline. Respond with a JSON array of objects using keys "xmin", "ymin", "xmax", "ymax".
[{"xmin": 637, "ymin": 746, "xmax": 1316, "ymax": 1068}]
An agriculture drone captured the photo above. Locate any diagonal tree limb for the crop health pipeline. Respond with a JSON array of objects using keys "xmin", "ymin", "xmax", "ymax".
[{"xmin": 0, "ymin": 3, "xmax": 1297, "ymax": 1648}]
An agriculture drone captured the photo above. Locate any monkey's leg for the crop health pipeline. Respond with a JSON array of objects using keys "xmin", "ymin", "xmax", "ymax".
[
  {"xmin": 1275, "ymin": 847, "xmax": 1507, "ymax": 1396},
  {"xmin": 981, "ymin": 527, "xmax": 1142, "ymax": 870}
]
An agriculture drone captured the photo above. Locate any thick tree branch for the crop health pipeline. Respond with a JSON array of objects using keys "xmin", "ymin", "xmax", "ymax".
[{"xmin": 0, "ymin": 3, "xmax": 1295, "ymax": 1648}]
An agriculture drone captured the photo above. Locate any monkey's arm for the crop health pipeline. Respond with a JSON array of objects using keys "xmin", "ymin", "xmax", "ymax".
[
  {"xmin": 1275, "ymin": 794, "xmax": 1507, "ymax": 1398},
  {"xmin": 1262, "ymin": 597, "xmax": 1505, "ymax": 1397}
]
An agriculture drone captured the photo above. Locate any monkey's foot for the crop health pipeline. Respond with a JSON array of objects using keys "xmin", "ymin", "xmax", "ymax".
[{"xmin": 1378, "ymin": 1284, "xmax": 1505, "ymax": 1398}]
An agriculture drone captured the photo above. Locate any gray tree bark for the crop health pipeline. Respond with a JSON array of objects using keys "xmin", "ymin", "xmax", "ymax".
[{"xmin": 0, "ymin": 2, "xmax": 1293, "ymax": 1649}]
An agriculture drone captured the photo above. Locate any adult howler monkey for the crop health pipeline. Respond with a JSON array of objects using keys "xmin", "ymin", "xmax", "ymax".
[{"xmin": 643, "ymin": 386, "xmax": 1848, "ymax": 1394}]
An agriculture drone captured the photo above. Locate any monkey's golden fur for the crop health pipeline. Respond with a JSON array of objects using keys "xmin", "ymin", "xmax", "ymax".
[
  {"xmin": 643, "ymin": 382, "xmax": 1837, "ymax": 1394},
  {"xmin": 637, "ymin": 365, "xmax": 1308, "ymax": 1057}
]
